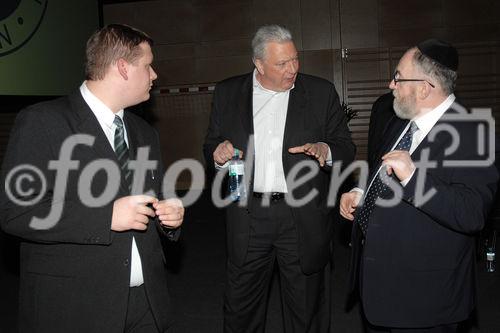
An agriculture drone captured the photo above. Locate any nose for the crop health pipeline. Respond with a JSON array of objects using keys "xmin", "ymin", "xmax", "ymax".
[
  {"xmin": 389, "ymin": 79, "xmax": 396, "ymax": 90},
  {"xmin": 150, "ymin": 67, "xmax": 158, "ymax": 81},
  {"xmin": 287, "ymin": 59, "xmax": 298, "ymax": 74}
]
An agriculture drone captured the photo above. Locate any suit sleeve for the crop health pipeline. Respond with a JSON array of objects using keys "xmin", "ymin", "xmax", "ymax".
[
  {"xmin": 402, "ymin": 128, "xmax": 498, "ymax": 234},
  {"xmin": 367, "ymin": 97, "xmax": 382, "ymax": 168},
  {"xmin": 152, "ymin": 129, "xmax": 181, "ymax": 242},
  {"xmin": 324, "ymin": 85, "xmax": 356, "ymax": 167},
  {"xmin": 203, "ymin": 84, "xmax": 225, "ymax": 172},
  {"xmin": 367, "ymin": 96, "xmax": 386, "ymax": 169},
  {"xmin": 367, "ymin": 93, "xmax": 396, "ymax": 170},
  {"xmin": 0, "ymin": 107, "xmax": 114, "ymax": 245}
]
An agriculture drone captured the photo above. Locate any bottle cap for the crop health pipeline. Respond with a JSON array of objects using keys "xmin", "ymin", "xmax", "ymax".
[{"xmin": 234, "ymin": 148, "xmax": 239, "ymax": 157}]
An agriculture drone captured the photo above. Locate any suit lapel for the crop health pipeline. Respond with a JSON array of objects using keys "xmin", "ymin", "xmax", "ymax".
[
  {"xmin": 379, "ymin": 116, "xmax": 408, "ymax": 158},
  {"xmin": 239, "ymin": 74, "xmax": 254, "ymax": 136},
  {"xmin": 124, "ymin": 113, "xmax": 139, "ymax": 161},
  {"xmin": 283, "ymin": 76, "xmax": 307, "ymax": 151},
  {"xmin": 69, "ymin": 91, "xmax": 117, "ymax": 161},
  {"xmin": 368, "ymin": 115, "xmax": 408, "ymax": 181},
  {"xmin": 122, "ymin": 113, "xmax": 143, "ymax": 195},
  {"xmin": 69, "ymin": 91, "xmax": 130, "ymax": 195}
]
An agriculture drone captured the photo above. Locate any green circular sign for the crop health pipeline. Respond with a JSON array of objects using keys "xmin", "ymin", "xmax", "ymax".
[{"xmin": 0, "ymin": 0, "xmax": 48, "ymax": 57}]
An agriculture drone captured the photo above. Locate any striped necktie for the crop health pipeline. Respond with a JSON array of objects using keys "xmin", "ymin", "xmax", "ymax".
[
  {"xmin": 355, "ymin": 121, "xmax": 418, "ymax": 235},
  {"xmin": 113, "ymin": 115, "xmax": 132, "ymax": 190}
]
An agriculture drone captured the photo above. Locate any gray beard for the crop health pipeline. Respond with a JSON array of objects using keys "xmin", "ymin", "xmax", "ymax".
[{"xmin": 393, "ymin": 97, "xmax": 417, "ymax": 120}]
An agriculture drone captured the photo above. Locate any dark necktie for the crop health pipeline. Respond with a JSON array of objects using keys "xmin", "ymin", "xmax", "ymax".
[
  {"xmin": 355, "ymin": 121, "xmax": 418, "ymax": 235},
  {"xmin": 114, "ymin": 115, "xmax": 132, "ymax": 190}
]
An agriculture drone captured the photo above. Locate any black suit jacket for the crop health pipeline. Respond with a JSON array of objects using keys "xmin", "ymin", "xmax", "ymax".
[
  {"xmin": 204, "ymin": 73, "xmax": 356, "ymax": 274},
  {"xmin": 0, "ymin": 91, "xmax": 176, "ymax": 333},
  {"xmin": 367, "ymin": 92, "xmax": 406, "ymax": 168},
  {"xmin": 351, "ymin": 102, "xmax": 498, "ymax": 327}
]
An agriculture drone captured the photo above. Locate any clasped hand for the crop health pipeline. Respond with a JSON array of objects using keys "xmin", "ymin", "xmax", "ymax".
[{"xmin": 111, "ymin": 195, "xmax": 184, "ymax": 232}]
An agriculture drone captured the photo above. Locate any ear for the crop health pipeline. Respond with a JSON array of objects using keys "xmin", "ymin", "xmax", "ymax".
[
  {"xmin": 117, "ymin": 58, "xmax": 129, "ymax": 80},
  {"xmin": 254, "ymin": 59, "xmax": 264, "ymax": 75},
  {"xmin": 419, "ymin": 83, "xmax": 431, "ymax": 100}
]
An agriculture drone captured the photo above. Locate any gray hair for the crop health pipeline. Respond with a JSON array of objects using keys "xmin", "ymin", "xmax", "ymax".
[
  {"xmin": 412, "ymin": 48, "xmax": 457, "ymax": 95},
  {"xmin": 252, "ymin": 25, "xmax": 293, "ymax": 61}
]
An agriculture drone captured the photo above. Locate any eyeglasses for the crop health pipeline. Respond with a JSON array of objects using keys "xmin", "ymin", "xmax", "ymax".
[{"xmin": 392, "ymin": 72, "xmax": 435, "ymax": 88}]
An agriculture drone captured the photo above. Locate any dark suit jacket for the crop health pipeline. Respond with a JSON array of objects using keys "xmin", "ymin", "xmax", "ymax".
[
  {"xmin": 367, "ymin": 92, "xmax": 405, "ymax": 169},
  {"xmin": 204, "ymin": 72, "xmax": 356, "ymax": 274},
  {"xmin": 351, "ymin": 102, "xmax": 498, "ymax": 327},
  {"xmin": 0, "ymin": 91, "xmax": 176, "ymax": 333}
]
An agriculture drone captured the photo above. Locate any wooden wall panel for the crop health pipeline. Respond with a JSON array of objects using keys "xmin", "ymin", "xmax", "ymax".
[
  {"xmin": 455, "ymin": 42, "xmax": 500, "ymax": 132},
  {"xmin": 252, "ymin": 0, "xmax": 303, "ymax": 49},
  {"xmin": 151, "ymin": 90, "xmax": 214, "ymax": 189},
  {"xmin": 103, "ymin": 0, "xmax": 340, "ymax": 86},
  {"xmin": 302, "ymin": 49, "xmax": 334, "ymax": 83},
  {"xmin": 338, "ymin": 0, "xmax": 379, "ymax": 49},
  {"xmin": 342, "ymin": 48, "xmax": 396, "ymax": 160},
  {"xmin": 198, "ymin": 2, "xmax": 254, "ymax": 42},
  {"xmin": 379, "ymin": 0, "xmax": 443, "ymax": 30},
  {"xmin": 301, "ymin": 0, "xmax": 332, "ymax": 51}
]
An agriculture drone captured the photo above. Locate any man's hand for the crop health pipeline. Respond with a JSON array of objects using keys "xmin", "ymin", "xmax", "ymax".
[
  {"xmin": 381, "ymin": 150, "xmax": 415, "ymax": 181},
  {"xmin": 340, "ymin": 191, "xmax": 362, "ymax": 221},
  {"xmin": 153, "ymin": 198, "xmax": 184, "ymax": 229},
  {"xmin": 111, "ymin": 195, "xmax": 158, "ymax": 232},
  {"xmin": 213, "ymin": 140, "xmax": 243, "ymax": 166},
  {"xmin": 288, "ymin": 142, "xmax": 329, "ymax": 167}
]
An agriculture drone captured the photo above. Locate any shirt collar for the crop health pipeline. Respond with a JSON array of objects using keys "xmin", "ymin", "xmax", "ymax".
[
  {"xmin": 80, "ymin": 81, "xmax": 124, "ymax": 129},
  {"xmin": 412, "ymin": 94, "xmax": 456, "ymax": 135},
  {"xmin": 252, "ymin": 69, "xmax": 294, "ymax": 94}
]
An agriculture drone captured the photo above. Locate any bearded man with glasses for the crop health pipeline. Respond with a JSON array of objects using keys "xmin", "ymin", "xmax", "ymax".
[{"xmin": 340, "ymin": 39, "xmax": 498, "ymax": 333}]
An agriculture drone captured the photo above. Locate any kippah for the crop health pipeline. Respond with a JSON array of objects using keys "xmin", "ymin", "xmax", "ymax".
[{"xmin": 417, "ymin": 38, "xmax": 458, "ymax": 71}]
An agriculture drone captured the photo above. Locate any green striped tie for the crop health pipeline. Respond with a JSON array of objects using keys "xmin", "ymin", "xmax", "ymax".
[{"xmin": 114, "ymin": 116, "xmax": 132, "ymax": 190}]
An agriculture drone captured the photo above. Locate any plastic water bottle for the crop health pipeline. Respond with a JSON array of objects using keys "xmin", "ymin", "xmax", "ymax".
[
  {"xmin": 228, "ymin": 148, "xmax": 246, "ymax": 202},
  {"xmin": 486, "ymin": 230, "xmax": 496, "ymax": 273},
  {"xmin": 486, "ymin": 249, "xmax": 495, "ymax": 273}
]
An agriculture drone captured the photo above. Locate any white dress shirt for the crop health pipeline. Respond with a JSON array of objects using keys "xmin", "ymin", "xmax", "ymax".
[
  {"xmin": 80, "ymin": 82, "xmax": 144, "ymax": 287},
  {"xmin": 252, "ymin": 70, "xmax": 291, "ymax": 193},
  {"xmin": 407, "ymin": 94, "xmax": 456, "ymax": 154}
]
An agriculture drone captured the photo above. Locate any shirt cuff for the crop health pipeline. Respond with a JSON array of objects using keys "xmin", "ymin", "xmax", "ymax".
[
  {"xmin": 318, "ymin": 142, "xmax": 333, "ymax": 167},
  {"xmin": 214, "ymin": 161, "xmax": 229, "ymax": 170},
  {"xmin": 351, "ymin": 187, "xmax": 365, "ymax": 195}
]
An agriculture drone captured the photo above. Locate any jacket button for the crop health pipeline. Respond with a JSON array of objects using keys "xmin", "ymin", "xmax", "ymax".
[{"xmin": 123, "ymin": 259, "xmax": 129, "ymax": 266}]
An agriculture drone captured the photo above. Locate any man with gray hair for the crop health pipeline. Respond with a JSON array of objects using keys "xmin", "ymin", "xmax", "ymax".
[
  {"xmin": 204, "ymin": 24, "xmax": 355, "ymax": 332},
  {"xmin": 340, "ymin": 39, "xmax": 497, "ymax": 332}
]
